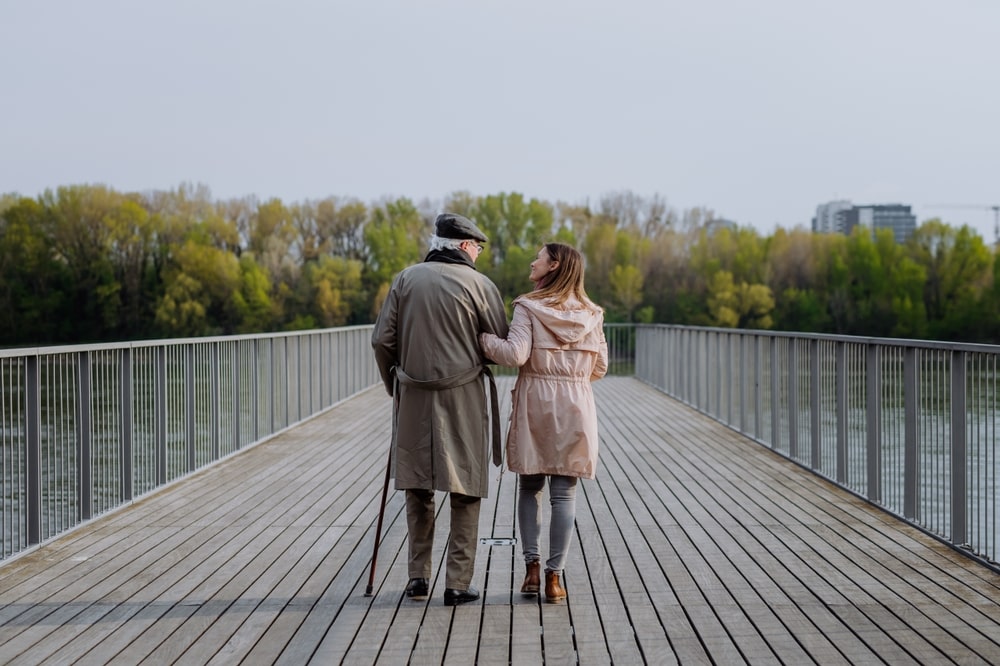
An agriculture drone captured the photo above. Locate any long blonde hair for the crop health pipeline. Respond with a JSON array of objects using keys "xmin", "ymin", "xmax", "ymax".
[{"xmin": 527, "ymin": 243, "xmax": 599, "ymax": 309}]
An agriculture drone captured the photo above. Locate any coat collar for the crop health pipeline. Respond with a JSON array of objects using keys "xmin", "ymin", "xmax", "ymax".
[{"xmin": 424, "ymin": 248, "xmax": 476, "ymax": 270}]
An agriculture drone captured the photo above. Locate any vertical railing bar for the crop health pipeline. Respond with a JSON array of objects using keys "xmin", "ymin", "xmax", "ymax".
[
  {"xmin": 77, "ymin": 351, "xmax": 93, "ymax": 522},
  {"xmin": 285, "ymin": 338, "xmax": 291, "ymax": 429},
  {"xmin": 951, "ymin": 350, "xmax": 968, "ymax": 546},
  {"xmin": 156, "ymin": 347, "xmax": 166, "ymax": 486},
  {"xmin": 810, "ymin": 339, "xmax": 821, "ymax": 471},
  {"xmin": 835, "ymin": 341, "xmax": 847, "ymax": 485},
  {"xmin": 270, "ymin": 338, "xmax": 277, "ymax": 436},
  {"xmin": 754, "ymin": 335, "xmax": 762, "ymax": 441},
  {"xmin": 186, "ymin": 345, "xmax": 195, "ymax": 473},
  {"xmin": 866, "ymin": 344, "xmax": 881, "ymax": 503},
  {"xmin": 789, "ymin": 339, "xmax": 799, "ymax": 459},
  {"xmin": 904, "ymin": 347, "xmax": 918, "ymax": 521},
  {"xmin": 770, "ymin": 336, "xmax": 779, "ymax": 449},
  {"xmin": 26, "ymin": 355, "xmax": 41, "ymax": 546},
  {"xmin": 212, "ymin": 342, "xmax": 220, "ymax": 461},
  {"xmin": 233, "ymin": 343, "xmax": 241, "ymax": 452},
  {"xmin": 121, "ymin": 348, "xmax": 133, "ymax": 502},
  {"xmin": 739, "ymin": 334, "xmax": 747, "ymax": 434}
]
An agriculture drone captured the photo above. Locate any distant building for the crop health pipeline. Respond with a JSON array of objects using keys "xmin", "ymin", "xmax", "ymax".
[
  {"xmin": 842, "ymin": 204, "xmax": 917, "ymax": 243},
  {"xmin": 812, "ymin": 200, "xmax": 853, "ymax": 234},
  {"xmin": 812, "ymin": 201, "xmax": 917, "ymax": 243}
]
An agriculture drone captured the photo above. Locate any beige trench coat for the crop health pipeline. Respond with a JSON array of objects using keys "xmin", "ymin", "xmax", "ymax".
[
  {"xmin": 372, "ymin": 258, "xmax": 508, "ymax": 498},
  {"xmin": 480, "ymin": 295, "xmax": 608, "ymax": 479}
]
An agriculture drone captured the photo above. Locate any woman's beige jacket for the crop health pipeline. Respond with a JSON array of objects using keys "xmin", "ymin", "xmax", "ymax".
[{"xmin": 480, "ymin": 295, "xmax": 608, "ymax": 479}]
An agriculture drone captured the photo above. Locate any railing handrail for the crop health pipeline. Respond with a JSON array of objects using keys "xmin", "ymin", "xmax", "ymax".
[{"xmin": 0, "ymin": 325, "xmax": 375, "ymax": 359}]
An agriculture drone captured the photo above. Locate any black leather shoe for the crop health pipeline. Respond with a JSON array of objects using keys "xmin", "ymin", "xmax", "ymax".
[
  {"xmin": 405, "ymin": 578, "xmax": 429, "ymax": 599},
  {"xmin": 443, "ymin": 586, "xmax": 480, "ymax": 606}
]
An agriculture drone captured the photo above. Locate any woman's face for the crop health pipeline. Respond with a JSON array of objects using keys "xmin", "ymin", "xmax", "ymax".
[{"xmin": 529, "ymin": 247, "xmax": 558, "ymax": 285}]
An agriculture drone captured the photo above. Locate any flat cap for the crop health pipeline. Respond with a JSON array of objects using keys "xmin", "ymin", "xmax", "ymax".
[{"xmin": 435, "ymin": 213, "xmax": 489, "ymax": 243}]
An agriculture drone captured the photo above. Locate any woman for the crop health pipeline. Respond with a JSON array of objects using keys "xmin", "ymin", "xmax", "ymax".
[{"xmin": 479, "ymin": 242, "xmax": 608, "ymax": 603}]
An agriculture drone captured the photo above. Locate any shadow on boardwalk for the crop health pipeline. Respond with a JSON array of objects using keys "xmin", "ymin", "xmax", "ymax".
[{"xmin": 1, "ymin": 377, "xmax": 1000, "ymax": 664}]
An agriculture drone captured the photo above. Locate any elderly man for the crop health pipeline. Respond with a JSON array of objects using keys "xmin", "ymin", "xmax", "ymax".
[{"xmin": 371, "ymin": 212, "xmax": 509, "ymax": 606}]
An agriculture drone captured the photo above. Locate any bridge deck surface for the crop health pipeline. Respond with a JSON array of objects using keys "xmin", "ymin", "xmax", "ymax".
[{"xmin": 1, "ymin": 377, "xmax": 999, "ymax": 665}]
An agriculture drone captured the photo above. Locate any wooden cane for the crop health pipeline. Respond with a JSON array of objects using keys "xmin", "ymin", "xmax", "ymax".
[{"xmin": 364, "ymin": 445, "xmax": 393, "ymax": 596}]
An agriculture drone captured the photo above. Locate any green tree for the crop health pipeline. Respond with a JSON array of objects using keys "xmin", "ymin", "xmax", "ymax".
[
  {"xmin": 609, "ymin": 264, "xmax": 644, "ymax": 321},
  {"xmin": 473, "ymin": 193, "xmax": 554, "ymax": 301},
  {"xmin": 908, "ymin": 220, "xmax": 991, "ymax": 341},
  {"xmin": 315, "ymin": 197, "xmax": 369, "ymax": 261},
  {"xmin": 304, "ymin": 255, "xmax": 364, "ymax": 327},
  {"xmin": 234, "ymin": 256, "xmax": 275, "ymax": 332},
  {"xmin": 364, "ymin": 198, "xmax": 428, "ymax": 313},
  {"xmin": 0, "ymin": 198, "xmax": 71, "ymax": 343},
  {"xmin": 105, "ymin": 198, "xmax": 160, "ymax": 338},
  {"xmin": 706, "ymin": 270, "xmax": 775, "ymax": 329},
  {"xmin": 155, "ymin": 238, "xmax": 242, "ymax": 336},
  {"xmin": 39, "ymin": 185, "xmax": 126, "ymax": 341}
]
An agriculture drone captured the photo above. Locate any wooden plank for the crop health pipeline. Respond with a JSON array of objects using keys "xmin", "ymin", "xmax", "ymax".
[{"xmin": 3, "ymin": 378, "xmax": 1000, "ymax": 665}]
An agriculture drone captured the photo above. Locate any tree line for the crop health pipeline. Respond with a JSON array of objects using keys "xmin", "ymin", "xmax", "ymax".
[{"xmin": 1, "ymin": 183, "xmax": 999, "ymax": 347}]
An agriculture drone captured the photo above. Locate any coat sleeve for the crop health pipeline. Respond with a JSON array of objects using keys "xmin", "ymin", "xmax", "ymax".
[
  {"xmin": 591, "ymin": 314, "xmax": 609, "ymax": 381},
  {"xmin": 371, "ymin": 276, "xmax": 400, "ymax": 396},
  {"xmin": 479, "ymin": 303, "xmax": 532, "ymax": 368},
  {"xmin": 478, "ymin": 280, "xmax": 509, "ymax": 340}
]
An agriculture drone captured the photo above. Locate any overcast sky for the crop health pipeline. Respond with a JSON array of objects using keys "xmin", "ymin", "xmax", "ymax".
[{"xmin": 3, "ymin": 0, "xmax": 998, "ymax": 239}]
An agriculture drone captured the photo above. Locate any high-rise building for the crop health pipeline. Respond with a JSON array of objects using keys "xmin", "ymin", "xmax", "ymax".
[
  {"xmin": 812, "ymin": 200, "xmax": 853, "ymax": 234},
  {"xmin": 842, "ymin": 204, "xmax": 917, "ymax": 243},
  {"xmin": 812, "ymin": 201, "xmax": 917, "ymax": 243}
]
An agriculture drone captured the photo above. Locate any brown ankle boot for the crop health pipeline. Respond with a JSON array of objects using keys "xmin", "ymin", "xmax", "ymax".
[
  {"xmin": 521, "ymin": 560, "xmax": 540, "ymax": 596},
  {"xmin": 544, "ymin": 570, "xmax": 566, "ymax": 603}
]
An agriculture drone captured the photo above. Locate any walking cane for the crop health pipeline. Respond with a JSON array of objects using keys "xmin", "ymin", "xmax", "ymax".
[{"xmin": 365, "ymin": 437, "xmax": 393, "ymax": 596}]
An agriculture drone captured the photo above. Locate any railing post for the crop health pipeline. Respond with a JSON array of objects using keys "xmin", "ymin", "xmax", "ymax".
[
  {"xmin": 77, "ymin": 351, "xmax": 93, "ymax": 522},
  {"xmin": 866, "ymin": 345, "xmax": 881, "ymax": 503},
  {"xmin": 951, "ymin": 351, "xmax": 968, "ymax": 546},
  {"xmin": 284, "ymin": 337, "xmax": 291, "ymax": 428},
  {"xmin": 320, "ymin": 332, "xmax": 327, "ymax": 408},
  {"xmin": 739, "ymin": 333, "xmax": 748, "ymax": 434},
  {"xmin": 810, "ymin": 339, "xmax": 821, "ymax": 471},
  {"xmin": 233, "ymin": 342, "xmax": 241, "ymax": 451},
  {"xmin": 253, "ymin": 338, "xmax": 261, "ymax": 442},
  {"xmin": 689, "ymin": 329, "xmax": 696, "ymax": 405},
  {"xmin": 156, "ymin": 346, "xmax": 166, "ymax": 486},
  {"xmin": 770, "ymin": 336, "xmax": 779, "ymax": 448},
  {"xmin": 26, "ymin": 355, "xmax": 41, "ymax": 546},
  {"xmin": 835, "ymin": 341, "xmax": 847, "ymax": 484},
  {"xmin": 121, "ymin": 348, "xmax": 134, "ymax": 501},
  {"xmin": 186, "ymin": 344, "xmax": 196, "ymax": 472},
  {"xmin": 212, "ymin": 342, "xmax": 220, "ymax": 461},
  {"xmin": 310, "ymin": 334, "xmax": 316, "ymax": 415},
  {"xmin": 789, "ymin": 339, "xmax": 799, "ymax": 459},
  {"xmin": 754, "ymin": 335, "xmax": 762, "ymax": 441},
  {"xmin": 903, "ymin": 347, "xmax": 918, "ymax": 521},
  {"xmin": 724, "ymin": 333, "xmax": 732, "ymax": 425},
  {"xmin": 700, "ymin": 331, "xmax": 707, "ymax": 409},
  {"xmin": 296, "ymin": 336, "xmax": 304, "ymax": 422},
  {"xmin": 270, "ymin": 338, "xmax": 278, "ymax": 434}
]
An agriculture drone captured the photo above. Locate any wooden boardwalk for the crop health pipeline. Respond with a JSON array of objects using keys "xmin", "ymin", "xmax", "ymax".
[{"xmin": 1, "ymin": 377, "xmax": 1000, "ymax": 665}]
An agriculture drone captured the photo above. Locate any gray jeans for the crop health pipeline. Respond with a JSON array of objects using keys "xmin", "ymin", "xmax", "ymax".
[{"xmin": 518, "ymin": 474, "xmax": 578, "ymax": 573}]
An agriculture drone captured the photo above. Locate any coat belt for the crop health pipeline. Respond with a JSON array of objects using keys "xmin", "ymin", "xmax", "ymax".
[{"xmin": 394, "ymin": 365, "xmax": 502, "ymax": 467}]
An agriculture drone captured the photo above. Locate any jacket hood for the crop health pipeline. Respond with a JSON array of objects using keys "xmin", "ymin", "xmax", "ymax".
[{"xmin": 514, "ymin": 295, "xmax": 603, "ymax": 345}]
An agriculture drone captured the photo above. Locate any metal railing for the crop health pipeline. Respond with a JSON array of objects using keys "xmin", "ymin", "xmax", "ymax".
[
  {"xmin": 9, "ymin": 320, "xmax": 994, "ymax": 570},
  {"xmin": 636, "ymin": 324, "xmax": 1000, "ymax": 567},
  {"xmin": 0, "ymin": 322, "xmax": 634, "ymax": 562},
  {"xmin": 1, "ymin": 327, "xmax": 378, "ymax": 561}
]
